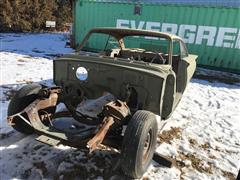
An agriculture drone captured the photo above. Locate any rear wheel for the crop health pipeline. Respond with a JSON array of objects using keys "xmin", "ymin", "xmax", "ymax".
[
  {"xmin": 7, "ymin": 84, "xmax": 54, "ymax": 134},
  {"xmin": 121, "ymin": 110, "xmax": 158, "ymax": 179}
]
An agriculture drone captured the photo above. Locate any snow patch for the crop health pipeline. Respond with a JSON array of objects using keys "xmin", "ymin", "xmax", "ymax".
[{"xmin": 0, "ymin": 33, "xmax": 240, "ymax": 179}]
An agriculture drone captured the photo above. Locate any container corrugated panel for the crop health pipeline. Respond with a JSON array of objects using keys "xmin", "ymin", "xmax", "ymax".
[
  {"xmin": 92, "ymin": 0, "xmax": 240, "ymax": 7},
  {"xmin": 73, "ymin": 0, "xmax": 240, "ymax": 72}
]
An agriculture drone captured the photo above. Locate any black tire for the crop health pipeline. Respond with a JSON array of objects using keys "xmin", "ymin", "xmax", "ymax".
[
  {"xmin": 121, "ymin": 110, "xmax": 158, "ymax": 179},
  {"xmin": 8, "ymin": 83, "xmax": 42, "ymax": 134}
]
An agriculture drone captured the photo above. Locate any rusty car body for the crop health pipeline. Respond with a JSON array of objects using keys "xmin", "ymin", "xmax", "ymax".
[{"xmin": 7, "ymin": 28, "xmax": 197, "ymax": 178}]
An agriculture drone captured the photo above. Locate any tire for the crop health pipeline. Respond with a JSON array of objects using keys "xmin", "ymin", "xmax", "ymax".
[
  {"xmin": 121, "ymin": 110, "xmax": 158, "ymax": 179},
  {"xmin": 8, "ymin": 83, "xmax": 42, "ymax": 134}
]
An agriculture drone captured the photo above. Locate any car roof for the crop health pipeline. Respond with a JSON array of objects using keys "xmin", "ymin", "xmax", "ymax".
[{"xmin": 88, "ymin": 27, "xmax": 181, "ymax": 40}]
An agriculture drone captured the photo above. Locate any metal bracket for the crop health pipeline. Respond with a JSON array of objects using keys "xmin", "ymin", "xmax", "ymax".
[
  {"xmin": 87, "ymin": 116, "xmax": 114, "ymax": 153},
  {"xmin": 87, "ymin": 100, "xmax": 130, "ymax": 152},
  {"xmin": 7, "ymin": 87, "xmax": 61, "ymax": 130},
  {"xmin": 36, "ymin": 135, "xmax": 60, "ymax": 146}
]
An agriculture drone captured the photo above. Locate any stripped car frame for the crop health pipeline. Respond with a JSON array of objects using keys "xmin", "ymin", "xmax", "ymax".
[{"xmin": 7, "ymin": 28, "xmax": 197, "ymax": 178}]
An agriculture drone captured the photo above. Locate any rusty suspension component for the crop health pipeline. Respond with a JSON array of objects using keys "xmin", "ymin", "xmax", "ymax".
[
  {"xmin": 87, "ymin": 100, "xmax": 130, "ymax": 152},
  {"xmin": 7, "ymin": 87, "xmax": 61, "ymax": 129},
  {"xmin": 7, "ymin": 86, "xmax": 130, "ymax": 152}
]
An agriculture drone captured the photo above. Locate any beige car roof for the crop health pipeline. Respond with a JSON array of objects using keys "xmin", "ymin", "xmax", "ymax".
[{"xmin": 88, "ymin": 27, "xmax": 181, "ymax": 40}]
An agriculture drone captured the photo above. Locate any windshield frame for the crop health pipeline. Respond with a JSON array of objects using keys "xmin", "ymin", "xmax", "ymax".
[{"xmin": 77, "ymin": 28, "xmax": 174, "ymax": 65}]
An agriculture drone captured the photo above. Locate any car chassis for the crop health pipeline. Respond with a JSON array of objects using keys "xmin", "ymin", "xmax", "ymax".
[
  {"xmin": 7, "ymin": 86, "xmax": 131, "ymax": 151},
  {"xmin": 7, "ymin": 28, "xmax": 197, "ymax": 178}
]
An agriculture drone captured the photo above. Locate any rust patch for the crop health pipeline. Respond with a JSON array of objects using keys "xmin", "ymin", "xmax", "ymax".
[
  {"xmin": 157, "ymin": 127, "xmax": 182, "ymax": 144},
  {"xmin": 87, "ymin": 116, "xmax": 114, "ymax": 152},
  {"xmin": 87, "ymin": 100, "xmax": 130, "ymax": 152},
  {"xmin": 7, "ymin": 87, "xmax": 60, "ymax": 128}
]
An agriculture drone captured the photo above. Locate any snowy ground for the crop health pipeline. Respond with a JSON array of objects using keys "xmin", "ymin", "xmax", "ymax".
[{"xmin": 0, "ymin": 33, "xmax": 240, "ymax": 180}]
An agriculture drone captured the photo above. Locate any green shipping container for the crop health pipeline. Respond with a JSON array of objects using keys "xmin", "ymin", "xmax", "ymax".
[{"xmin": 72, "ymin": 0, "xmax": 240, "ymax": 73}]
